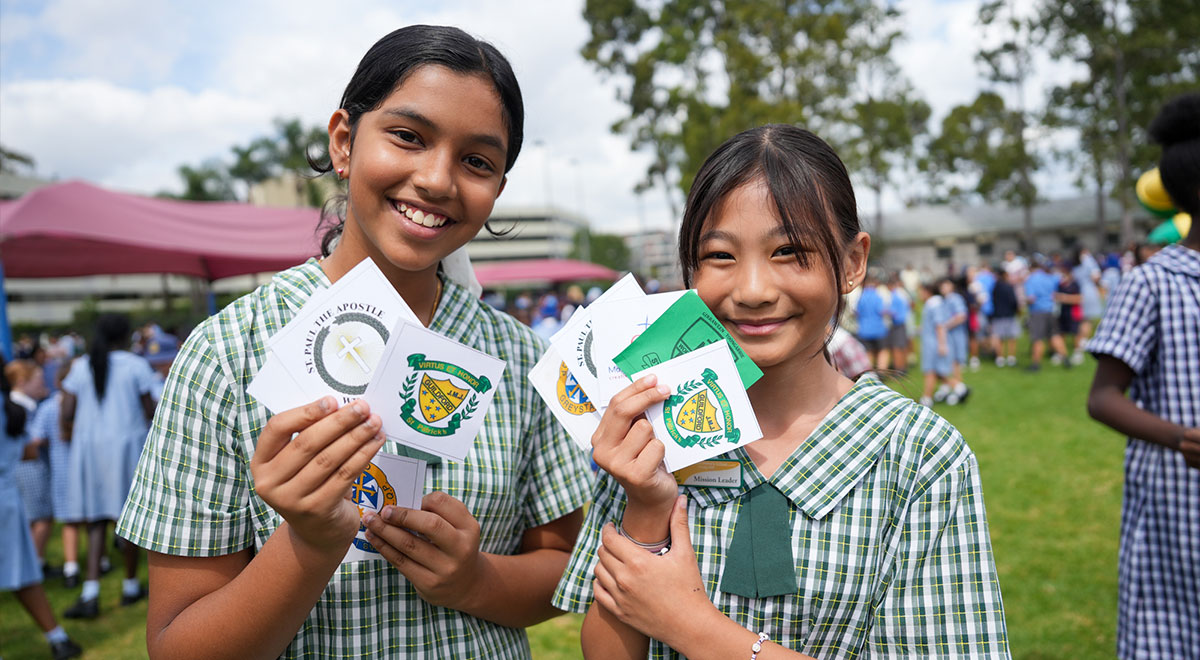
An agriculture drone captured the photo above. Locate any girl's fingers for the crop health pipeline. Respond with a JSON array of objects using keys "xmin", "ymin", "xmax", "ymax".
[
  {"xmin": 291, "ymin": 415, "xmax": 383, "ymax": 495},
  {"xmin": 270, "ymin": 400, "xmax": 372, "ymax": 481},
  {"xmin": 254, "ymin": 396, "xmax": 336, "ymax": 464},
  {"xmin": 631, "ymin": 433, "xmax": 666, "ymax": 475},
  {"xmin": 593, "ymin": 377, "xmax": 670, "ymax": 447},
  {"xmin": 599, "ymin": 418, "xmax": 656, "ymax": 469},
  {"xmin": 363, "ymin": 527, "xmax": 438, "ymax": 584}
]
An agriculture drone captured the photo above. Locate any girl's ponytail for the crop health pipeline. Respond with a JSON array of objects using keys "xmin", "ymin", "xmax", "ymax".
[
  {"xmin": 90, "ymin": 313, "xmax": 131, "ymax": 402},
  {"xmin": 0, "ymin": 356, "xmax": 26, "ymax": 438}
]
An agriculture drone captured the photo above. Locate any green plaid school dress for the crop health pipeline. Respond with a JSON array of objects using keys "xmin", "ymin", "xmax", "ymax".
[
  {"xmin": 554, "ymin": 374, "xmax": 1010, "ymax": 659},
  {"xmin": 117, "ymin": 260, "xmax": 592, "ymax": 659}
]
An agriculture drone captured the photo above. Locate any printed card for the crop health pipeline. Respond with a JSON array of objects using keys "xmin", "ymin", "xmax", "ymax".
[
  {"xmin": 246, "ymin": 353, "xmax": 311, "ymax": 414},
  {"xmin": 588, "ymin": 290, "xmax": 687, "ymax": 407},
  {"xmin": 633, "ymin": 340, "xmax": 762, "ymax": 472},
  {"xmin": 548, "ymin": 273, "xmax": 646, "ymax": 405},
  {"xmin": 343, "ymin": 452, "xmax": 426, "ymax": 563},
  {"xmin": 529, "ymin": 346, "xmax": 601, "ymax": 452},
  {"xmin": 265, "ymin": 258, "xmax": 420, "ymax": 407},
  {"xmin": 615, "ymin": 290, "xmax": 763, "ymax": 390},
  {"xmin": 364, "ymin": 320, "xmax": 506, "ymax": 462}
]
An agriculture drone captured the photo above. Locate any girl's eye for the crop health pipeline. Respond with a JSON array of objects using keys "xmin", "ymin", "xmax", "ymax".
[
  {"xmin": 701, "ymin": 251, "xmax": 734, "ymax": 261},
  {"xmin": 774, "ymin": 245, "xmax": 797, "ymax": 257},
  {"xmin": 464, "ymin": 155, "xmax": 494, "ymax": 172},
  {"xmin": 391, "ymin": 129, "xmax": 421, "ymax": 145}
]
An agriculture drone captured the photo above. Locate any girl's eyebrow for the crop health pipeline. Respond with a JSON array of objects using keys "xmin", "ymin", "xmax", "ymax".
[
  {"xmin": 699, "ymin": 225, "xmax": 790, "ymax": 243},
  {"xmin": 381, "ymin": 107, "xmax": 506, "ymax": 153}
]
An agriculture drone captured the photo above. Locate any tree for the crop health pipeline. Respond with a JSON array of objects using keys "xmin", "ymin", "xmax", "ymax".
[
  {"xmin": 0, "ymin": 145, "xmax": 35, "ymax": 175},
  {"xmin": 228, "ymin": 137, "xmax": 275, "ymax": 202},
  {"xmin": 581, "ymin": 0, "xmax": 891, "ymax": 207},
  {"xmin": 571, "ymin": 229, "xmax": 631, "ymax": 272},
  {"xmin": 269, "ymin": 118, "xmax": 331, "ymax": 207},
  {"xmin": 1039, "ymin": 0, "xmax": 1200, "ymax": 245},
  {"xmin": 175, "ymin": 160, "xmax": 236, "ymax": 202}
]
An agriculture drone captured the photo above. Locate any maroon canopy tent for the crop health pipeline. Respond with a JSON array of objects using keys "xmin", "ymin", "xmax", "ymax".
[
  {"xmin": 0, "ymin": 180, "xmax": 322, "ymax": 280},
  {"xmin": 472, "ymin": 258, "xmax": 620, "ymax": 287}
]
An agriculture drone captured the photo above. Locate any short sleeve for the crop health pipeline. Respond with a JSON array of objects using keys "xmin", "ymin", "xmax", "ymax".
[
  {"xmin": 869, "ymin": 454, "xmax": 1010, "ymax": 658},
  {"xmin": 132, "ymin": 355, "xmax": 158, "ymax": 396},
  {"xmin": 29, "ymin": 401, "xmax": 53, "ymax": 441},
  {"xmin": 553, "ymin": 470, "xmax": 626, "ymax": 613},
  {"xmin": 517, "ymin": 372, "xmax": 592, "ymax": 530},
  {"xmin": 61, "ymin": 357, "xmax": 86, "ymax": 396},
  {"xmin": 1086, "ymin": 268, "xmax": 1158, "ymax": 374},
  {"xmin": 116, "ymin": 328, "xmax": 255, "ymax": 556}
]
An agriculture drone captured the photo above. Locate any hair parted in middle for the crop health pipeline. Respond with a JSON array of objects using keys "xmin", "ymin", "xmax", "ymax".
[{"xmin": 678, "ymin": 123, "xmax": 861, "ymax": 328}]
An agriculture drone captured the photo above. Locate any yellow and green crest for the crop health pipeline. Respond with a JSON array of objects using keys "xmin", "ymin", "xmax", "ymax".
[{"xmin": 399, "ymin": 353, "xmax": 492, "ymax": 437}]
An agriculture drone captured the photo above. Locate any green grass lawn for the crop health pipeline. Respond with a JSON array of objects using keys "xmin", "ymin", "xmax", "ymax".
[{"xmin": 3, "ymin": 353, "xmax": 1123, "ymax": 659}]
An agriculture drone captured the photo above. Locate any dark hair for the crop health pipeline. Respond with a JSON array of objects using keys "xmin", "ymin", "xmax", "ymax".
[
  {"xmin": 316, "ymin": 25, "xmax": 525, "ymax": 255},
  {"xmin": 1148, "ymin": 93, "xmax": 1200, "ymax": 220},
  {"xmin": 678, "ymin": 124, "xmax": 860, "ymax": 342},
  {"xmin": 0, "ymin": 356, "xmax": 24, "ymax": 438},
  {"xmin": 90, "ymin": 313, "xmax": 131, "ymax": 402}
]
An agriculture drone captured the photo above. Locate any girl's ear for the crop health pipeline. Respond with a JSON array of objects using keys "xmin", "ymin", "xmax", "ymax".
[
  {"xmin": 842, "ymin": 231, "xmax": 870, "ymax": 294},
  {"xmin": 328, "ymin": 109, "xmax": 353, "ymax": 174}
]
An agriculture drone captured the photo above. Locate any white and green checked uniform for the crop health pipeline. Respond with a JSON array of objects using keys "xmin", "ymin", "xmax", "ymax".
[
  {"xmin": 117, "ymin": 260, "xmax": 592, "ymax": 659},
  {"xmin": 554, "ymin": 374, "xmax": 1009, "ymax": 659}
]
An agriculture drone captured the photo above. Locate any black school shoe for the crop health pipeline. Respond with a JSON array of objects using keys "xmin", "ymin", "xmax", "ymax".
[
  {"xmin": 62, "ymin": 572, "xmax": 80, "ymax": 589},
  {"xmin": 50, "ymin": 637, "xmax": 83, "ymax": 660},
  {"xmin": 63, "ymin": 597, "xmax": 99, "ymax": 619},
  {"xmin": 120, "ymin": 584, "xmax": 148, "ymax": 606}
]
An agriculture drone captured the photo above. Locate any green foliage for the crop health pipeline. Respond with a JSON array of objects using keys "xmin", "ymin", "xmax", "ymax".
[
  {"xmin": 570, "ymin": 228, "xmax": 631, "ymax": 272},
  {"xmin": 925, "ymin": 92, "xmax": 1037, "ymax": 208},
  {"xmin": 581, "ymin": 0, "xmax": 916, "ymax": 205},
  {"xmin": 0, "ymin": 144, "xmax": 36, "ymax": 175},
  {"xmin": 176, "ymin": 159, "xmax": 237, "ymax": 202}
]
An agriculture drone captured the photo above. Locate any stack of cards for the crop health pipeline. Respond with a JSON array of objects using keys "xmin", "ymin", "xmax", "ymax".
[{"xmin": 344, "ymin": 453, "xmax": 426, "ymax": 563}]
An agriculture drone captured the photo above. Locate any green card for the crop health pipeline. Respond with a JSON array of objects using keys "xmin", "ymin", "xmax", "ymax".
[{"xmin": 613, "ymin": 290, "xmax": 763, "ymax": 389}]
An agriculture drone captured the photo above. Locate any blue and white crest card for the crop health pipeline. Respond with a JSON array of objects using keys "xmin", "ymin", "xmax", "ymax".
[
  {"xmin": 588, "ymin": 290, "xmax": 686, "ymax": 408},
  {"xmin": 255, "ymin": 258, "xmax": 420, "ymax": 410},
  {"xmin": 343, "ymin": 451, "xmax": 426, "ymax": 563},
  {"xmin": 633, "ymin": 340, "xmax": 762, "ymax": 472},
  {"xmin": 364, "ymin": 320, "xmax": 506, "ymax": 463},
  {"xmin": 548, "ymin": 273, "xmax": 645, "ymax": 407},
  {"xmin": 529, "ymin": 346, "xmax": 601, "ymax": 452}
]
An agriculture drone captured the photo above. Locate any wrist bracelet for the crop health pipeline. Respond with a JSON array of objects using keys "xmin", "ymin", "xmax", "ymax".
[
  {"xmin": 750, "ymin": 631, "xmax": 769, "ymax": 660},
  {"xmin": 617, "ymin": 522, "xmax": 671, "ymax": 555}
]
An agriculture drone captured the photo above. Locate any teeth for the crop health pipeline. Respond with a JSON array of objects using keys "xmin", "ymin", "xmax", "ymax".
[{"xmin": 394, "ymin": 201, "xmax": 448, "ymax": 228}]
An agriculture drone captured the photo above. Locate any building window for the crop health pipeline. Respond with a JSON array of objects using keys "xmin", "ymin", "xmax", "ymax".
[
  {"xmin": 935, "ymin": 245, "xmax": 953, "ymax": 259},
  {"xmin": 1105, "ymin": 232, "xmax": 1119, "ymax": 248},
  {"xmin": 978, "ymin": 242, "xmax": 994, "ymax": 257},
  {"xmin": 1061, "ymin": 235, "xmax": 1078, "ymax": 248}
]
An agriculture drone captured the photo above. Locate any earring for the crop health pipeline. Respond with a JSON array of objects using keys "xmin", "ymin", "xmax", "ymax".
[{"xmin": 336, "ymin": 167, "xmax": 345, "ymax": 179}]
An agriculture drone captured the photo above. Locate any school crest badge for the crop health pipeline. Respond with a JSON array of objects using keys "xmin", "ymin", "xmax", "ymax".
[
  {"xmin": 310, "ymin": 309, "xmax": 391, "ymax": 395},
  {"xmin": 556, "ymin": 361, "xmax": 596, "ymax": 416},
  {"xmin": 350, "ymin": 461, "xmax": 396, "ymax": 554},
  {"xmin": 398, "ymin": 353, "xmax": 492, "ymax": 437},
  {"xmin": 663, "ymin": 368, "xmax": 740, "ymax": 449}
]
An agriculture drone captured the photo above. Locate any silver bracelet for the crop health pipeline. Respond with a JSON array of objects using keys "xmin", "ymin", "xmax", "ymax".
[
  {"xmin": 617, "ymin": 522, "xmax": 671, "ymax": 555},
  {"xmin": 750, "ymin": 631, "xmax": 769, "ymax": 660}
]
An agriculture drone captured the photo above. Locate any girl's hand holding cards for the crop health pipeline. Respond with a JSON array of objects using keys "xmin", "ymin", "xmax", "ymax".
[
  {"xmin": 591, "ymin": 375, "xmax": 678, "ymax": 542},
  {"xmin": 250, "ymin": 396, "xmax": 386, "ymax": 553}
]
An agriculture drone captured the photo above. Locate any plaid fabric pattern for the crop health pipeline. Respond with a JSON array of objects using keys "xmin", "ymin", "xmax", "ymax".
[
  {"xmin": 117, "ymin": 259, "xmax": 592, "ymax": 659},
  {"xmin": 1085, "ymin": 244, "xmax": 1200, "ymax": 660},
  {"xmin": 554, "ymin": 374, "xmax": 1010, "ymax": 659}
]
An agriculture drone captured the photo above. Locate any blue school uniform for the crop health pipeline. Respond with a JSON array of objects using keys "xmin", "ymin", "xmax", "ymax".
[
  {"xmin": 1024, "ymin": 269, "xmax": 1058, "ymax": 313},
  {"xmin": 30, "ymin": 394, "xmax": 71, "ymax": 520},
  {"xmin": 888, "ymin": 289, "xmax": 910, "ymax": 326},
  {"xmin": 61, "ymin": 351, "xmax": 156, "ymax": 522},
  {"xmin": 1, "ymin": 409, "xmax": 43, "ymax": 591},
  {"xmin": 945, "ymin": 292, "xmax": 969, "ymax": 364},
  {"xmin": 11, "ymin": 393, "xmax": 51, "ymax": 522},
  {"xmin": 921, "ymin": 295, "xmax": 952, "ymax": 376},
  {"xmin": 856, "ymin": 287, "xmax": 888, "ymax": 341}
]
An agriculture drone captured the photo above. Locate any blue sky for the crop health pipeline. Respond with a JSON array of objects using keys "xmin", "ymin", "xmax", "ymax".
[{"xmin": 0, "ymin": 0, "xmax": 1080, "ymax": 233}]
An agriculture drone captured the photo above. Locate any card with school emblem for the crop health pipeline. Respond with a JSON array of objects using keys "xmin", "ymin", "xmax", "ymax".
[
  {"xmin": 548, "ymin": 273, "xmax": 646, "ymax": 405},
  {"xmin": 588, "ymin": 290, "xmax": 687, "ymax": 407},
  {"xmin": 632, "ymin": 340, "xmax": 762, "ymax": 472},
  {"xmin": 529, "ymin": 346, "xmax": 601, "ymax": 452},
  {"xmin": 364, "ymin": 320, "xmax": 506, "ymax": 462},
  {"xmin": 615, "ymin": 290, "xmax": 763, "ymax": 390},
  {"xmin": 343, "ymin": 451, "xmax": 427, "ymax": 563},
  {"xmin": 264, "ymin": 258, "xmax": 420, "ymax": 408}
]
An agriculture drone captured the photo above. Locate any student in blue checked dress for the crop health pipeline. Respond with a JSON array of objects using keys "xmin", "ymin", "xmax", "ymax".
[
  {"xmin": 1086, "ymin": 92, "xmax": 1200, "ymax": 660},
  {"xmin": 555, "ymin": 125, "xmax": 1009, "ymax": 659},
  {"xmin": 115, "ymin": 25, "xmax": 591, "ymax": 659}
]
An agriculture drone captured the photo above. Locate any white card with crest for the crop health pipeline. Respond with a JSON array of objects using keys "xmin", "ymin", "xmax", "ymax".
[
  {"xmin": 343, "ymin": 451, "xmax": 426, "ymax": 563},
  {"xmin": 529, "ymin": 346, "xmax": 602, "ymax": 452},
  {"xmin": 632, "ymin": 340, "xmax": 762, "ymax": 472},
  {"xmin": 548, "ymin": 273, "xmax": 645, "ymax": 405},
  {"xmin": 364, "ymin": 320, "xmax": 506, "ymax": 462},
  {"xmin": 262, "ymin": 258, "xmax": 420, "ymax": 408},
  {"xmin": 588, "ymin": 290, "xmax": 687, "ymax": 408},
  {"xmin": 246, "ymin": 354, "xmax": 311, "ymax": 414}
]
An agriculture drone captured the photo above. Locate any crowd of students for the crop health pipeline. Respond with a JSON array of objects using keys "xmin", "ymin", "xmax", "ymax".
[{"xmin": 1, "ymin": 319, "xmax": 179, "ymax": 659}]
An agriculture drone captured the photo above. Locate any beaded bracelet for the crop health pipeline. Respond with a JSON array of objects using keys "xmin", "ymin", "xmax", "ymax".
[
  {"xmin": 750, "ymin": 631, "xmax": 769, "ymax": 660},
  {"xmin": 617, "ymin": 522, "xmax": 671, "ymax": 555}
]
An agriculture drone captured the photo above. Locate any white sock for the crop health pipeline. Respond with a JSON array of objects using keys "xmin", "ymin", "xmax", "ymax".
[
  {"xmin": 954, "ymin": 382, "xmax": 968, "ymax": 395},
  {"xmin": 63, "ymin": 561, "xmax": 79, "ymax": 577},
  {"xmin": 81, "ymin": 580, "xmax": 100, "ymax": 601},
  {"xmin": 44, "ymin": 626, "xmax": 69, "ymax": 644},
  {"xmin": 122, "ymin": 578, "xmax": 141, "ymax": 596}
]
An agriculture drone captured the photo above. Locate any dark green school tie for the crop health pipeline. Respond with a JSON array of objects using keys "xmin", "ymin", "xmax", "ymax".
[
  {"xmin": 719, "ymin": 483, "xmax": 798, "ymax": 599},
  {"xmin": 393, "ymin": 444, "xmax": 442, "ymax": 466}
]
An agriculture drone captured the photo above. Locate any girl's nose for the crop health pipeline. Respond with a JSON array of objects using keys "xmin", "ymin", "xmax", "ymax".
[
  {"xmin": 731, "ymin": 259, "xmax": 779, "ymax": 308},
  {"xmin": 411, "ymin": 148, "xmax": 456, "ymax": 200}
]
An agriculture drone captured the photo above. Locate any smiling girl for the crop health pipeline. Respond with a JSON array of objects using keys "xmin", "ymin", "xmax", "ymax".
[
  {"xmin": 554, "ymin": 125, "xmax": 1010, "ymax": 659},
  {"xmin": 116, "ymin": 26, "xmax": 591, "ymax": 659}
]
